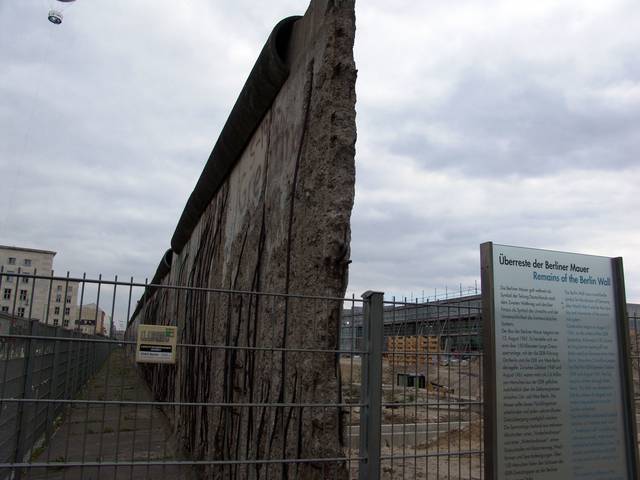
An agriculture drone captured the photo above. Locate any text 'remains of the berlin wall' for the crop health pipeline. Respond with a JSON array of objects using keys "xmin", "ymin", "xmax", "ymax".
[{"xmin": 492, "ymin": 245, "xmax": 628, "ymax": 480}]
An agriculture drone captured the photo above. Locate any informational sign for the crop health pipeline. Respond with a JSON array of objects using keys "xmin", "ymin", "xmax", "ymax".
[
  {"xmin": 135, "ymin": 324, "xmax": 178, "ymax": 364},
  {"xmin": 481, "ymin": 243, "xmax": 638, "ymax": 480}
]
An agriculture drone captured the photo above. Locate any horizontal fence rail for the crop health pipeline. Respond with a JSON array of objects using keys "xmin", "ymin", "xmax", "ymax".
[{"xmin": 0, "ymin": 271, "xmax": 638, "ymax": 479}]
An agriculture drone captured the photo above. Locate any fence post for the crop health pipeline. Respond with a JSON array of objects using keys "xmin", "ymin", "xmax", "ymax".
[
  {"xmin": 359, "ymin": 291, "xmax": 384, "ymax": 480},
  {"xmin": 14, "ymin": 319, "xmax": 38, "ymax": 479},
  {"xmin": 45, "ymin": 325, "xmax": 61, "ymax": 443}
]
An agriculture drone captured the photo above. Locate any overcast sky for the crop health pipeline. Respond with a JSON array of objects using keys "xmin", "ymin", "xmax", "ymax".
[{"xmin": 1, "ymin": 1, "xmax": 639, "ymax": 328}]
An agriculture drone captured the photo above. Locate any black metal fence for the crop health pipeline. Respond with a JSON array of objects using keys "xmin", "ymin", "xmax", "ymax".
[
  {"xmin": 627, "ymin": 313, "xmax": 640, "ymax": 443},
  {"xmin": 0, "ymin": 272, "xmax": 638, "ymax": 479},
  {"xmin": 0, "ymin": 314, "xmax": 111, "ymax": 479},
  {"xmin": 343, "ymin": 294, "xmax": 484, "ymax": 480}
]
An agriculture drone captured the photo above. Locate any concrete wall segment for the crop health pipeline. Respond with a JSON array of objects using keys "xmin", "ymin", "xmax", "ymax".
[{"xmin": 129, "ymin": 1, "xmax": 356, "ymax": 477}]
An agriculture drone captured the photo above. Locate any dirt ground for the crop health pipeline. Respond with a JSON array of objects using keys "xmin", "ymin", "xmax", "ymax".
[
  {"xmin": 346, "ymin": 421, "xmax": 483, "ymax": 480},
  {"xmin": 340, "ymin": 356, "xmax": 483, "ymax": 426},
  {"xmin": 341, "ymin": 356, "xmax": 484, "ymax": 479},
  {"xmin": 379, "ymin": 421, "xmax": 483, "ymax": 480}
]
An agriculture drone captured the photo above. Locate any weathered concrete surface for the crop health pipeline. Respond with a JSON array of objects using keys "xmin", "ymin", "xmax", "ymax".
[{"xmin": 131, "ymin": 0, "xmax": 357, "ymax": 479}]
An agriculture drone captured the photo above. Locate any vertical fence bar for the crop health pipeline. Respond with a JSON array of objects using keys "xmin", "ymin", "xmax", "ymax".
[
  {"xmin": 359, "ymin": 291, "xmax": 384, "ymax": 480},
  {"xmin": 612, "ymin": 258, "xmax": 640, "ymax": 478},
  {"xmin": 45, "ymin": 322, "xmax": 61, "ymax": 446},
  {"xmin": 13, "ymin": 319, "xmax": 37, "ymax": 479}
]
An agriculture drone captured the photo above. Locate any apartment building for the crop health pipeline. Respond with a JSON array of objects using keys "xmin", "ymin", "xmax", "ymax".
[
  {"xmin": 0, "ymin": 245, "xmax": 79, "ymax": 329},
  {"xmin": 78, "ymin": 303, "xmax": 110, "ymax": 336}
]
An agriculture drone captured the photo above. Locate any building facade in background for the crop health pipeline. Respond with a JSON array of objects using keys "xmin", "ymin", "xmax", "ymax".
[
  {"xmin": 78, "ymin": 303, "xmax": 110, "ymax": 336},
  {"xmin": 0, "ymin": 245, "xmax": 79, "ymax": 329}
]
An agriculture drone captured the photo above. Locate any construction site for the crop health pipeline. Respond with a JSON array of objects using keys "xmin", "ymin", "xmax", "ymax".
[{"xmin": 339, "ymin": 295, "xmax": 484, "ymax": 479}]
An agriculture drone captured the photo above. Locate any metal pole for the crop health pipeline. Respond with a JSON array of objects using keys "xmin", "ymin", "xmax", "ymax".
[
  {"xmin": 359, "ymin": 291, "xmax": 383, "ymax": 480},
  {"xmin": 13, "ymin": 319, "xmax": 38, "ymax": 479},
  {"xmin": 612, "ymin": 257, "xmax": 640, "ymax": 478},
  {"xmin": 45, "ymin": 322, "xmax": 61, "ymax": 445}
]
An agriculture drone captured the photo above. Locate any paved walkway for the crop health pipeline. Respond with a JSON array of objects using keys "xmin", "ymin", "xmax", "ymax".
[{"xmin": 28, "ymin": 348, "xmax": 193, "ymax": 480}]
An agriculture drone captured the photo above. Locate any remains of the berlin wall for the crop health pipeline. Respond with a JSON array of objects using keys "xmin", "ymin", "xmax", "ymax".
[{"xmin": 126, "ymin": 0, "xmax": 356, "ymax": 478}]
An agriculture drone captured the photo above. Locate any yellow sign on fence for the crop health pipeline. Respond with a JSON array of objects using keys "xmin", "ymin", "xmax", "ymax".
[{"xmin": 135, "ymin": 325, "xmax": 178, "ymax": 364}]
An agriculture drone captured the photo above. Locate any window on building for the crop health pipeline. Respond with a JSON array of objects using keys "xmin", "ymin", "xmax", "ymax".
[
  {"xmin": 66, "ymin": 286, "xmax": 72, "ymax": 292},
  {"xmin": 17, "ymin": 307, "xmax": 25, "ymax": 317},
  {"xmin": 54, "ymin": 306, "xmax": 60, "ymax": 315},
  {"xmin": 66, "ymin": 296, "xmax": 71, "ymax": 304},
  {"xmin": 63, "ymin": 319, "xmax": 69, "ymax": 327},
  {"xmin": 8, "ymin": 257, "xmax": 16, "ymax": 265},
  {"xmin": 19, "ymin": 290, "xmax": 27, "ymax": 301},
  {"xmin": 3, "ymin": 289, "xmax": 10, "ymax": 300},
  {"xmin": 56, "ymin": 285, "xmax": 62, "ymax": 292},
  {"xmin": 53, "ymin": 318, "xmax": 59, "ymax": 326},
  {"xmin": 55, "ymin": 294, "xmax": 61, "ymax": 303},
  {"xmin": 23, "ymin": 259, "xmax": 31, "ymax": 267},
  {"xmin": 5, "ymin": 272, "xmax": 14, "ymax": 283},
  {"xmin": 64, "ymin": 307, "xmax": 70, "ymax": 316},
  {"xmin": 1, "ymin": 306, "xmax": 8, "ymax": 313},
  {"xmin": 22, "ymin": 276, "xmax": 29, "ymax": 284}
]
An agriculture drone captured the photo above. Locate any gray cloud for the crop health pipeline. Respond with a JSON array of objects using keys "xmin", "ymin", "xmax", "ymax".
[{"xmin": 371, "ymin": 70, "xmax": 640, "ymax": 176}]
